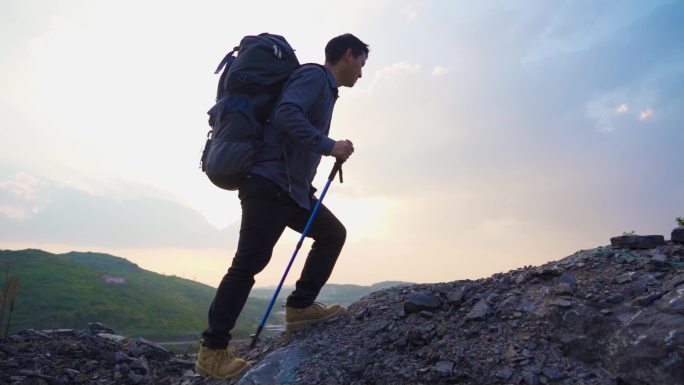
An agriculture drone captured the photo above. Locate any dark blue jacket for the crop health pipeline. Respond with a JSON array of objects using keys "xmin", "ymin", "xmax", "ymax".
[{"xmin": 250, "ymin": 64, "xmax": 339, "ymax": 209}]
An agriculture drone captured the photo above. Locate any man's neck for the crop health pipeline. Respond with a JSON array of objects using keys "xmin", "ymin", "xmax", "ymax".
[{"xmin": 324, "ymin": 62, "xmax": 342, "ymax": 88}]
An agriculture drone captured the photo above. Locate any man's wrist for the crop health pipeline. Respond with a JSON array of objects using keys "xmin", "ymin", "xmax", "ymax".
[{"xmin": 319, "ymin": 137, "xmax": 336, "ymax": 155}]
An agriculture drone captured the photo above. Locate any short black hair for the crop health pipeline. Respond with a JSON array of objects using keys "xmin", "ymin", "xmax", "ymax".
[{"xmin": 325, "ymin": 34, "xmax": 369, "ymax": 65}]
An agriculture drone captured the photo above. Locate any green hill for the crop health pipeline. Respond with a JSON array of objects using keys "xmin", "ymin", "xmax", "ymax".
[{"xmin": 0, "ymin": 249, "xmax": 280, "ymax": 341}]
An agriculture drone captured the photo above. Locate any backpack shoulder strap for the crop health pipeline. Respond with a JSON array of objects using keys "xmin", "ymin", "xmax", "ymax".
[
  {"xmin": 299, "ymin": 63, "xmax": 333, "ymax": 101},
  {"xmin": 297, "ymin": 63, "xmax": 326, "ymax": 74},
  {"xmin": 284, "ymin": 63, "xmax": 328, "ymax": 97}
]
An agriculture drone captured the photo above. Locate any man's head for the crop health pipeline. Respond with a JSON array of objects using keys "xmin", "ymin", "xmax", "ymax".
[{"xmin": 325, "ymin": 34, "xmax": 369, "ymax": 88}]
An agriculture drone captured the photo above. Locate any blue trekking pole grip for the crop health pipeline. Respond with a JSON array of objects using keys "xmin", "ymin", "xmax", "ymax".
[{"xmin": 250, "ymin": 160, "xmax": 344, "ymax": 348}]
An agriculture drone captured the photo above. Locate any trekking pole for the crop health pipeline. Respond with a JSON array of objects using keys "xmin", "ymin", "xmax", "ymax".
[{"xmin": 250, "ymin": 160, "xmax": 344, "ymax": 348}]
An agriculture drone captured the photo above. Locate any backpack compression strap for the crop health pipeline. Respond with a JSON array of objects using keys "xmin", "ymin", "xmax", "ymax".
[{"xmin": 214, "ymin": 47, "xmax": 239, "ymax": 74}]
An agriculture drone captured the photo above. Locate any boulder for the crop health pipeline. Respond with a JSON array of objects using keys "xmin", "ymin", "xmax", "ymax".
[
  {"xmin": 673, "ymin": 227, "xmax": 684, "ymax": 243},
  {"xmin": 608, "ymin": 307, "xmax": 684, "ymax": 384},
  {"xmin": 610, "ymin": 235, "xmax": 665, "ymax": 249},
  {"xmin": 403, "ymin": 292, "xmax": 442, "ymax": 313},
  {"xmin": 237, "ymin": 345, "xmax": 309, "ymax": 385}
]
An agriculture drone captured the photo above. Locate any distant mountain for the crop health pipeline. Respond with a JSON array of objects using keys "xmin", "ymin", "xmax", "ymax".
[
  {"xmin": 250, "ymin": 281, "xmax": 413, "ymax": 306},
  {"xmin": 0, "ymin": 249, "xmax": 408, "ymax": 341},
  {"xmin": 0, "ymin": 249, "xmax": 278, "ymax": 341}
]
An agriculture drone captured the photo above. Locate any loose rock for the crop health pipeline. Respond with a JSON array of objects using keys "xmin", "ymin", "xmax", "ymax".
[{"xmin": 465, "ymin": 299, "xmax": 491, "ymax": 321}]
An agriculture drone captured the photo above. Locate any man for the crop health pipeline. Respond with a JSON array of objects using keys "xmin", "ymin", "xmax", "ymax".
[{"xmin": 195, "ymin": 33, "xmax": 369, "ymax": 379}]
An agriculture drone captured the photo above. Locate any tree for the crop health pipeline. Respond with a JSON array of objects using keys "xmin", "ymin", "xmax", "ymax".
[{"xmin": 0, "ymin": 263, "xmax": 21, "ymax": 338}]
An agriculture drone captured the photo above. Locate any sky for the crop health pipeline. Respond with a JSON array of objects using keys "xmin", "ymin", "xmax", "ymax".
[{"xmin": 1, "ymin": 0, "xmax": 683, "ymax": 288}]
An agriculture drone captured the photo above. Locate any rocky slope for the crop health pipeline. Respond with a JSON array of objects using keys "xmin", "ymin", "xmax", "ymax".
[{"xmin": 1, "ymin": 237, "xmax": 683, "ymax": 385}]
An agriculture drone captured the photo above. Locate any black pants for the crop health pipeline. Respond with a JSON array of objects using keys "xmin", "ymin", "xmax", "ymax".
[{"xmin": 201, "ymin": 174, "xmax": 346, "ymax": 349}]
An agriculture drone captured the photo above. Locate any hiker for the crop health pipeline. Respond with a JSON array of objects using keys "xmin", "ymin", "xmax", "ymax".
[{"xmin": 195, "ymin": 33, "xmax": 369, "ymax": 379}]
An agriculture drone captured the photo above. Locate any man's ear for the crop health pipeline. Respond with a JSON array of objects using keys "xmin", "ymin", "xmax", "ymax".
[{"xmin": 344, "ymin": 48, "xmax": 354, "ymax": 62}]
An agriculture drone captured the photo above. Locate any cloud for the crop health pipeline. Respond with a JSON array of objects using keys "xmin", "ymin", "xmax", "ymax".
[
  {"xmin": 0, "ymin": 172, "xmax": 236, "ymax": 249},
  {"xmin": 432, "ymin": 65, "xmax": 450, "ymax": 78},
  {"xmin": 0, "ymin": 172, "xmax": 41, "ymax": 197},
  {"xmin": 585, "ymin": 82, "xmax": 659, "ymax": 132},
  {"xmin": 0, "ymin": 172, "xmax": 50, "ymax": 220},
  {"xmin": 401, "ymin": 5, "xmax": 418, "ymax": 22},
  {"xmin": 361, "ymin": 61, "xmax": 422, "ymax": 94},
  {"xmin": 377, "ymin": 62, "xmax": 422, "ymax": 77},
  {"xmin": 0, "ymin": 206, "xmax": 26, "ymax": 221},
  {"xmin": 639, "ymin": 107, "xmax": 654, "ymax": 121},
  {"xmin": 518, "ymin": 2, "xmax": 671, "ymax": 66},
  {"xmin": 586, "ymin": 98, "xmax": 618, "ymax": 133}
]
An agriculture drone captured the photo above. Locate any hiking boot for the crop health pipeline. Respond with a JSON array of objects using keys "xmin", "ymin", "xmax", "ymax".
[
  {"xmin": 195, "ymin": 345, "xmax": 250, "ymax": 379},
  {"xmin": 285, "ymin": 302, "xmax": 345, "ymax": 331}
]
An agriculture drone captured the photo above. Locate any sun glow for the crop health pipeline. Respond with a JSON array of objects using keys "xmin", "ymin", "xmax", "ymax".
[{"xmin": 327, "ymin": 196, "xmax": 394, "ymax": 242}]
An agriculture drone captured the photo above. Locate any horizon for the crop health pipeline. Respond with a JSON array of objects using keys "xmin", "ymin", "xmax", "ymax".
[
  {"xmin": 1, "ymin": 1, "xmax": 682, "ymax": 288},
  {"xmin": 0, "ymin": 247, "xmax": 416, "ymax": 289}
]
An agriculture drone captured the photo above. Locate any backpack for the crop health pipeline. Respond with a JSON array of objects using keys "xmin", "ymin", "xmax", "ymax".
[{"xmin": 200, "ymin": 33, "xmax": 300, "ymax": 190}]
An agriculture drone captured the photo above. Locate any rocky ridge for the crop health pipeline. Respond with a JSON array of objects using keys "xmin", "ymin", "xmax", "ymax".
[
  {"xmin": 274, "ymin": 240, "xmax": 684, "ymax": 385},
  {"xmin": 1, "ymin": 236, "xmax": 683, "ymax": 385}
]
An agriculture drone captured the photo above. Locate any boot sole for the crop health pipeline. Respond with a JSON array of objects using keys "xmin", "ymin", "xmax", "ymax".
[{"xmin": 285, "ymin": 307, "xmax": 345, "ymax": 332}]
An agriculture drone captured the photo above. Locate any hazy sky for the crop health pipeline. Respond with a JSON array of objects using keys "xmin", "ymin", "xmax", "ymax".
[{"xmin": 1, "ymin": 1, "xmax": 682, "ymax": 288}]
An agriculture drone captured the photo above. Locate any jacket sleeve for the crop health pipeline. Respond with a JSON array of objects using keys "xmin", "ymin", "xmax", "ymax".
[{"xmin": 272, "ymin": 67, "xmax": 336, "ymax": 155}]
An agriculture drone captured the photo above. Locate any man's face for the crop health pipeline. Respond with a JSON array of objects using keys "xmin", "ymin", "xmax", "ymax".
[{"xmin": 343, "ymin": 50, "xmax": 367, "ymax": 87}]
